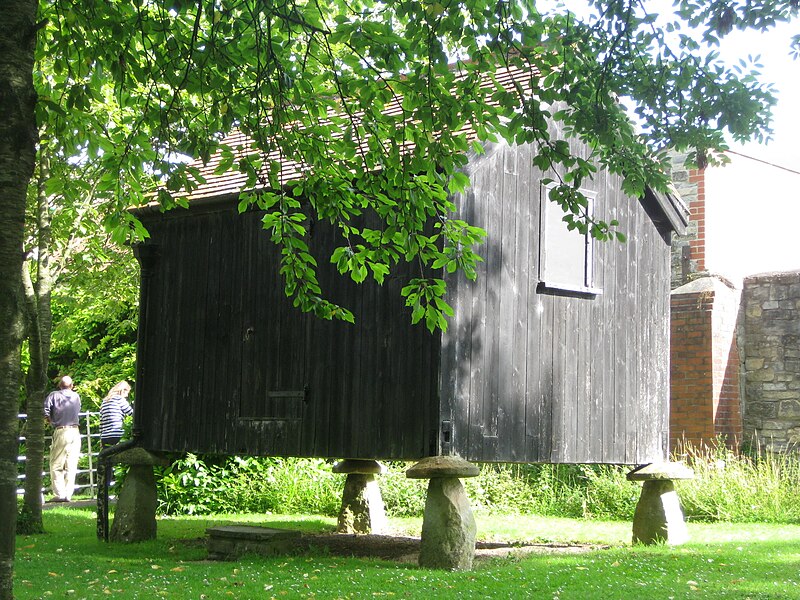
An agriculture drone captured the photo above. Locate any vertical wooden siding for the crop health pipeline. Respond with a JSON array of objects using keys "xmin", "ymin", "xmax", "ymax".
[
  {"xmin": 441, "ymin": 141, "xmax": 670, "ymax": 464},
  {"xmin": 134, "ymin": 139, "xmax": 670, "ymax": 465},
  {"xmin": 135, "ymin": 208, "xmax": 439, "ymax": 460}
]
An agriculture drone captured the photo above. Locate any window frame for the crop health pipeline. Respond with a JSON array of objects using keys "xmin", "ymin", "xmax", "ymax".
[{"xmin": 538, "ymin": 182, "xmax": 602, "ymax": 297}]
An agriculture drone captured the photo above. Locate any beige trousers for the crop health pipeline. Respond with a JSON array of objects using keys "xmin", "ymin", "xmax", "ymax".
[{"xmin": 50, "ymin": 427, "xmax": 81, "ymax": 500}]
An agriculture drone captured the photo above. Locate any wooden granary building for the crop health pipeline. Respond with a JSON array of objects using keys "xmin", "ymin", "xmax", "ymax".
[{"xmin": 130, "ymin": 115, "xmax": 688, "ymax": 468}]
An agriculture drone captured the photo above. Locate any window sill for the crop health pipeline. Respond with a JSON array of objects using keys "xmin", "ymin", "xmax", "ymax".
[{"xmin": 537, "ymin": 281, "xmax": 603, "ymax": 298}]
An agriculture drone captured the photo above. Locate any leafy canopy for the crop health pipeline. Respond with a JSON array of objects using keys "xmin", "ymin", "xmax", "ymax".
[{"xmin": 37, "ymin": 0, "xmax": 795, "ymax": 330}]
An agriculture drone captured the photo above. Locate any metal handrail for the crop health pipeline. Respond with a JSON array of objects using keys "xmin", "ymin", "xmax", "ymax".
[{"xmin": 16, "ymin": 411, "xmax": 102, "ymax": 498}]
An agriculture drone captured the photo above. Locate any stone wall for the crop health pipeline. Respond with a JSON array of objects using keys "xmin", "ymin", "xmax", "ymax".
[
  {"xmin": 741, "ymin": 271, "xmax": 800, "ymax": 452},
  {"xmin": 667, "ymin": 150, "xmax": 800, "ymax": 453}
]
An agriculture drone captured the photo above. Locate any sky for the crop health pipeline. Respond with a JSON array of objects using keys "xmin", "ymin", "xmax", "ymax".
[
  {"xmin": 547, "ymin": 2, "xmax": 800, "ymax": 281},
  {"xmin": 704, "ymin": 21, "xmax": 800, "ymax": 282}
]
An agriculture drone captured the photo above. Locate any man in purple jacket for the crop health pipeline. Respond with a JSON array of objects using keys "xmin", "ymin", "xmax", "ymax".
[{"xmin": 44, "ymin": 376, "xmax": 82, "ymax": 502}]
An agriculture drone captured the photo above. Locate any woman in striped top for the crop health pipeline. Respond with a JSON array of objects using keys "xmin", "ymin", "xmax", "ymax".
[{"xmin": 100, "ymin": 381, "xmax": 133, "ymax": 448}]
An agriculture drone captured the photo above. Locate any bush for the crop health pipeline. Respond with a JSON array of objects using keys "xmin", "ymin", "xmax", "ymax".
[
  {"xmin": 156, "ymin": 455, "xmax": 342, "ymax": 517},
  {"xmin": 677, "ymin": 441, "xmax": 800, "ymax": 524},
  {"xmin": 378, "ymin": 463, "xmax": 427, "ymax": 517},
  {"xmin": 153, "ymin": 456, "xmax": 640, "ymax": 520},
  {"xmin": 151, "ymin": 444, "xmax": 800, "ymax": 524}
]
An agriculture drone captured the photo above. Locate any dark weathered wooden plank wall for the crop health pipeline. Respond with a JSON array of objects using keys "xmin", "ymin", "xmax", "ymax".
[
  {"xmin": 135, "ymin": 138, "xmax": 670, "ymax": 465},
  {"xmin": 136, "ymin": 207, "xmax": 439, "ymax": 460},
  {"xmin": 441, "ymin": 140, "xmax": 671, "ymax": 465}
]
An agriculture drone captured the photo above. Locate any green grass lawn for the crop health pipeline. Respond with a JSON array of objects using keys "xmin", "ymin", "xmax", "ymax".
[{"xmin": 15, "ymin": 508, "xmax": 800, "ymax": 599}]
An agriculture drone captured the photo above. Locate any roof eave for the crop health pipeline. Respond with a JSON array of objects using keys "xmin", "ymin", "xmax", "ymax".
[{"xmin": 643, "ymin": 184, "xmax": 690, "ymax": 236}]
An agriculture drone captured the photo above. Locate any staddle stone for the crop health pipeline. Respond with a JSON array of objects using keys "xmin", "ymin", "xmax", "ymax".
[
  {"xmin": 110, "ymin": 465, "xmax": 158, "ymax": 543},
  {"xmin": 332, "ymin": 459, "xmax": 387, "ymax": 475},
  {"xmin": 108, "ymin": 447, "xmax": 171, "ymax": 466},
  {"xmin": 627, "ymin": 462, "xmax": 694, "ymax": 481},
  {"xmin": 418, "ymin": 477, "xmax": 476, "ymax": 570},
  {"xmin": 337, "ymin": 473, "xmax": 387, "ymax": 534},
  {"xmin": 632, "ymin": 479, "xmax": 689, "ymax": 545},
  {"xmin": 405, "ymin": 455, "xmax": 480, "ymax": 479}
]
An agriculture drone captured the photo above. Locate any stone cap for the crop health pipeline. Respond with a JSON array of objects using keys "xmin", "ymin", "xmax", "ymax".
[
  {"xmin": 332, "ymin": 459, "xmax": 387, "ymax": 474},
  {"xmin": 108, "ymin": 447, "xmax": 172, "ymax": 466},
  {"xmin": 405, "ymin": 455, "xmax": 480, "ymax": 479},
  {"xmin": 627, "ymin": 462, "xmax": 695, "ymax": 481},
  {"xmin": 206, "ymin": 526, "xmax": 301, "ymax": 541}
]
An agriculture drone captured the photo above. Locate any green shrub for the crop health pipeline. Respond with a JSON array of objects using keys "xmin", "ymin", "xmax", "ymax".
[
  {"xmin": 229, "ymin": 456, "xmax": 341, "ymax": 516},
  {"xmin": 155, "ymin": 455, "xmax": 342, "ymax": 516},
  {"xmin": 576, "ymin": 465, "xmax": 640, "ymax": 520},
  {"xmin": 677, "ymin": 441, "xmax": 800, "ymax": 524},
  {"xmin": 378, "ymin": 462, "xmax": 427, "ymax": 517},
  {"xmin": 156, "ymin": 454, "xmax": 238, "ymax": 515},
  {"xmin": 151, "ymin": 444, "xmax": 800, "ymax": 524}
]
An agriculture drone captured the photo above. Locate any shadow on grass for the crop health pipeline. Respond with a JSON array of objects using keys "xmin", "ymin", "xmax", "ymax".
[
  {"xmin": 19, "ymin": 510, "xmax": 800, "ymax": 598},
  {"xmin": 26, "ymin": 506, "xmax": 335, "ymax": 562}
]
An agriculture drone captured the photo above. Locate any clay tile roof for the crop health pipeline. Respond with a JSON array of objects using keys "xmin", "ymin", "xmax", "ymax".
[
  {"xmin": 174, "ymin": 63, "xmax": 538, "ymax": 203},
  {"xmin": 139, "ymin": 62, "xmax": 688, "ymax": 236}
]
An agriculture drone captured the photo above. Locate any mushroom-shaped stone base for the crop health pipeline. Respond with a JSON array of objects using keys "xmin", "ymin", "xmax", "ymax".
[
  {"xmin": 407, "ymin": 456, "xmax": 479, "ymax": 571},
  {"xmin": 106, "ymin": 449, "xmax": 170, "ymax": 544},
  {"xmin": 333, "ymin": 460, "xmax": 387, "ymax": 535},
  {"xmin": 628, "ymin": 463, "xmax": 694, "ymax": 546},
  {"xmin": 110, "ymin": 465, "xmax": 158, "ymax": 543}
]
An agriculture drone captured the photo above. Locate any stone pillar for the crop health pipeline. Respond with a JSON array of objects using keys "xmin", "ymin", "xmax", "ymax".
[
  {"xmin": 670, "ymin": 276, "xmax": 743, "ymax": 452},
  {"xmin": 333, "ymin": 459, "xmax": 387, "ymax": 535},
  {"xmin": 627, "ymin": 462, "xmax": 694, "ymax": 545},
  {"xmin": 107, "ymin": 448, "xmax": 170, "ymax": 543},
  {"xmin": 406, "ymin": 456, "xmax": 479, "ymax": 571}
]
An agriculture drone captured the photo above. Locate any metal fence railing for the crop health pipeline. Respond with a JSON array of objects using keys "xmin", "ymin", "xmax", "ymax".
[{"xmin": 17, "ymin": 411, "xmax": 102, "ymax": 499}]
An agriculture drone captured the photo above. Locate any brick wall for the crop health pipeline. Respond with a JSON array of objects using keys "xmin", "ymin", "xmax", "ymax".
[
  {"xmin": 742, "ymin": 271, "xmax": 800, "ymax": 452},
  {"xmin": 670, "ymin": 276, "xmax": 742, "ymax": 452}
]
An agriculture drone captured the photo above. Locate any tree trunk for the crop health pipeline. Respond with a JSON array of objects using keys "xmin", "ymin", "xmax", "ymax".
[
  {"xmin": 19, "ymin": 151, "xmax": 54, "ymax": 535},
  {"xmin": 19, "ymin": 269, "xmax": 46, "ymax": 534},
  {"xmin": 0, "ymin": 0, "xmax": 40, "ymax": 597}
]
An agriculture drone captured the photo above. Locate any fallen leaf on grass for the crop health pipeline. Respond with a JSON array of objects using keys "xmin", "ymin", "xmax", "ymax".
[
  {"xmin": 170, "ymin": 567, "xmax": 185, "ymax": 572},
  {"xmin": 151, "ymin": 564, "xmax": 162, "ymax": 570}
]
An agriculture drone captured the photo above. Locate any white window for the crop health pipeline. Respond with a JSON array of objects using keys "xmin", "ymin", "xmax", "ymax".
[{"xmin": 538, "ymin": 183, "xmax": 601, "ymax": 296}]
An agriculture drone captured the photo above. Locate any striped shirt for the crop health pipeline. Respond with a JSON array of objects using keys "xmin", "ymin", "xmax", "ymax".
[{"xmin": 100, "ymin": 396, "xmax": 133, "ymax": 440}]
